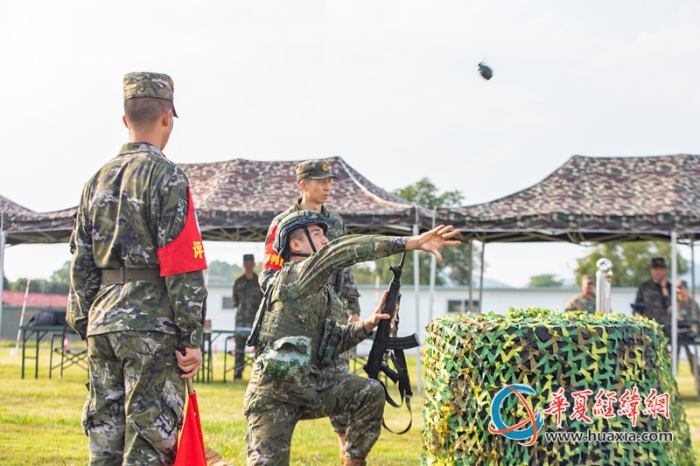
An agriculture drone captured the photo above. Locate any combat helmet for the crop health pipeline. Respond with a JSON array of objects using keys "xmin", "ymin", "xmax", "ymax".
[{"xmin": 274, "ymin": 210, "xmax": 329, "ymax": 260}]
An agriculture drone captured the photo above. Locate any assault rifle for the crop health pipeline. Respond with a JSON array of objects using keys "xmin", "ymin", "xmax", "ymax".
[{"xmin": 363, "ymin": 252, "xmax": 420, "ymax": 434}]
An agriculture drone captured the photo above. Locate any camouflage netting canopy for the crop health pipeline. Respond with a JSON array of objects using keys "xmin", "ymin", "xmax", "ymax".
[
  {"xmin": 438, "ymin": 154, "xmax": 700, "ymax": 243},
  {"xmin": 1, "ymin": 156, "xmax": 432, "ymax": 245},
  {"xmin": 0, "ymin": 194, "xmax": 75, "ymax": 244},
  {"xmin": 422, "ymin": 309, "xmax": 696, "ymax": 465}
]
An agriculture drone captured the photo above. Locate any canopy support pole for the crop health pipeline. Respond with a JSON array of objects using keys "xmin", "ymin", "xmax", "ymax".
[
  {"xmin": 468, "ymin": 239, "xmax": 473, "ymax": 313},
  {"xmin": 692, "ymin": 240, "xmax": 695, "ymax": 307},
  {"xmin": 0, "ymin": 213, "xmax": 5, "ymax": 337},
  {"xmin": 478, "ymin": 241, "xmax": 485, "ymax": 313},
  {"xmin": 428, "ymin": 209, "xmax": 437, "ymax": 323},
  {"xmin": 413, "ymin": 222, "xmax": 422, "ymax": 392},
  {"xmin": 671, "ymin": 231, "xmax": 678, "ymax": 376}
]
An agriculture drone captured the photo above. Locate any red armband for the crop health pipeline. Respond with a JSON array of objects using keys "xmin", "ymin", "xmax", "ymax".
[
  {"xmin": 157, "ymin": 187, "xmax": 208, "ymax": 277},
  {"xmin": 262, "ymin": 225, "xmax": 284, "ymax": 271}
]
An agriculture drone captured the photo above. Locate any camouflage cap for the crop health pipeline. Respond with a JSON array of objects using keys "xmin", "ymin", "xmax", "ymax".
[
  {"xmin": 243, "ymin": 254, "xmax": 255, "ymax": 262},
  {"xmin": 273, "ymin": 210, "xmax": 328, "ymax": 257},
  {"xmin": 295, "ymin": 160, "xmax": 338, "ymax": 182},
  {"xmin": 677, "ymin": 279, "xmax": 688, "ymax": 288},
  {"xmin": 582, "ymin": 274, "xmax": 593, "ymax": 284},
  {"xmin": 651, "ymin": 257, "xmax": 666, "ymax": 269},
  {"xmin": 123, "ymin": 71, "xmax": 178, "ymax": 117}
]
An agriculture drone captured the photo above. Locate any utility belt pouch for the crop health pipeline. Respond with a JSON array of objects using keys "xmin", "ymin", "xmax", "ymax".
[
  {"xmin": 260, "ymin": 336, "xmax": 311, "ymax": 384},
  {"xmin": 319, "ymin": 319, "xmax": 343, "ymax": 367}
]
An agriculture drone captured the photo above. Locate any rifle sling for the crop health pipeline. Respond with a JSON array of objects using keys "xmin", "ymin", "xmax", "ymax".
[{"xmin": 378, "ymin": 348, "xmax": 413, "ymax": 435}]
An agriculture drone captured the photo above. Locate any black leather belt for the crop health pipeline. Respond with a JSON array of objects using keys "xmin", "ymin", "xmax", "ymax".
[{"xmin": 101, "ymin": 268, "xmax": 161, "ymax": 286}]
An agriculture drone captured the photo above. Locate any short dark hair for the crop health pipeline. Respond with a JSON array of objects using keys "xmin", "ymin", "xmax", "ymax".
[{"xmin": 124, "ymin": 97, "xmax": 172, "ymax": 129}]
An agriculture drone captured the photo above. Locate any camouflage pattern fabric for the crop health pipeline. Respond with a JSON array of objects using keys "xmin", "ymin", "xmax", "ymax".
[
  {"xmin": 67, "ymin": 142, "xmax": 207, "ymax": 466},
  {"xmin": 123, "ymin": 72, "xmax": 176, "ymax": 104},
  {"xmin": 260, "ymin": 200, "xmax": 361, "ymax": 433},
  {"xmin": 3, "ymin": 156, "xmax": 430, "ymax": 245},
  {"xmin": 422, "ymin": 308, "xmax": 696, "ymax": 465},
  {"xmin": 244, "ymin": 234, "xmax": 406, "ymax": 463},
  {"xmin": 245, "ymin": 372, "xmax": 383, "ymax": 465},
  {"xmin": 233, "ymin": 272, "xmax": 263, "ymax": 376},
  {"xmin": 437, "ymin": 154, "xmax": 700, "ymax": 242},
  {"xmin": 563, "ymin": 293, "xmax": 596, "ymax": 313},
  {"xmin": 234, "ymin": 273, "xmax": 264, "ymax": 327},
  {"xmin": 67, "ymin": 142, "xmax": 207, "ymax": 348},
  {"xmin": 83, "ymin": 331, "xmax": 185, "ymax": 466},
  {"xmin": 678, "ymin": 297, "xmax": 700, "ymax": 322},
  {"xmin": 260, "ymin": 199, "xmax": 361, "ymax": 316},
  {"xmin": 635, "ymin": 280, "xmax": 671, "ymax": 327}
]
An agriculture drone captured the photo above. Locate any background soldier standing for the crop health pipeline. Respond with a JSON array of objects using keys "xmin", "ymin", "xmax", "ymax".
[
  {"xmin": 564, "ymin": 274, "xmax": 596, "ymax": 313},
  {"xmin": 634, "ymin": 257, "xmax": 671, "ymax": 329},
  {"xmin": 232, "ymin": 254, "xmax": 263, "ymax": 380},
  {"xmin": 259, "ymin": 159, "xmax": 361, "ymax": 454},
  {"xmin": 67, "ymin": 72, "xmax": 207, "ymax": 466},
  {"xmin": 245, "ymin": 211, "xmax": 460, "ymax": 465}
]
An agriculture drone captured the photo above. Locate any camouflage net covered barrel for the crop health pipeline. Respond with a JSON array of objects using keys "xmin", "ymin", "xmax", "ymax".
[{"xmin": 422, "ymin": 308, "xmax": 696, "ymax": 465}]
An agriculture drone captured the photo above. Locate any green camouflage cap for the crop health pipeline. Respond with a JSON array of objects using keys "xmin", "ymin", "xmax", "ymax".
[
  {"xmin": 243, "ymin": 254, "xmax": 255, "ymax": 262},
  {"xmin": 295, "ymin": 159, "xmax": 338, "ymax": 181},
  {"xmin": 123, "ymin": 71, "xmax": 178, "ymax": 117}
]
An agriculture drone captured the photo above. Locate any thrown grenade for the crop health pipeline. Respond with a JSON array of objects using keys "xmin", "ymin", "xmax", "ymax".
[{"xmin": 478, "ymin": 60, "xmax": 493, "ymax": 80}]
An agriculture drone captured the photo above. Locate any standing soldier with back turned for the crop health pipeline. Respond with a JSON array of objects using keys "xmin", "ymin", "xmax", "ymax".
[
  {"xmin": 259, "ymin": 159, "xmax": 361, "ymax": 456},
  {"xmin": 233, "ymin": 254, "xmax": 263, "ymax": 380},
  {"xmin": 67, "ymin": 72, "xmax": 207, "ymax": 465}
]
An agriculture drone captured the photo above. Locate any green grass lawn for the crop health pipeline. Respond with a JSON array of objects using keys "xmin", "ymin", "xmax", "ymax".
[{"xmin": 0, "ymin": 340, "xmax": 698, "ymax": 465}]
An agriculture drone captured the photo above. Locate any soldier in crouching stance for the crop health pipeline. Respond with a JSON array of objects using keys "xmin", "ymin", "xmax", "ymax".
[{"xmin": 244, "ymin": 211, "xmax": 460, "ymax": 465}]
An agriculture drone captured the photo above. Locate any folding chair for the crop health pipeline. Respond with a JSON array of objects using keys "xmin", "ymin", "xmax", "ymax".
[{"xmin": 49, "ymin": 325, "xmax": 87, "ymax": 379}]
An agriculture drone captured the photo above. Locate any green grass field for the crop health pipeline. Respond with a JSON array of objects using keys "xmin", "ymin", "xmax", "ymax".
[{"xmin": 0, "ymin": 340, "xmax": 698, "ymax": 465}]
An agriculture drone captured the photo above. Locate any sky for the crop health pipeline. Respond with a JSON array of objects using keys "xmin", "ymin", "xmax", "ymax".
[{"xmin": 1, "ymin": 1, "xmax": 699, "ymax": 287}]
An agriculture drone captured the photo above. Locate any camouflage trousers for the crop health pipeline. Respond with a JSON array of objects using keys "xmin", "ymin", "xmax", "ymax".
[
  {"xmin": 328, "ymin": 352, "xmax": 351, "ymax": 433},
  {"xmin": 83, "ymin": 331, "xmax": 185, "ymax": 466},
  {"xmin": 234, "ymin": 334, "xmax": 248, "ymax": 377},
  {"xmin": 244, "ymin": 373, "xmax": 384, "ymax": 465}
]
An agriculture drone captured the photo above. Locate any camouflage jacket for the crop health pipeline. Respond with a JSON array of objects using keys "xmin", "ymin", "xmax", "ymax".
[
  {"xmin": 248, "ymin": 234, "xmax": 406, "ymax": 406},
  {"xmin": 678, "ymin": 297, "xmax": 700, "ymax": 322},
  {"xmin": 260, "ymin": 199, "xmax": 361, "ymax": 318},
  {"xmin": 564, "ymin": 293, "xmax": 596, "ymax": 313},
  {"xmin": 634, "ymin": 280, "xmax": 671, "ymax": 326},
  {"xmin": 233, "ymin": 272, "xmax": 263, "ymax": 328},
  {"xmin": 67, "ymin": 142, "xmax": 207, "ymax": 348}
]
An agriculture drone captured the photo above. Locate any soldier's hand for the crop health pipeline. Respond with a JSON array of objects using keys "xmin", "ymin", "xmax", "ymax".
[
  {"xmin": 363, "ymin": 291, "xmax": 396, "ymax": 333},
  {"xmin": 406, "ymin": 224, "xmax": 461, "ymax": 262},
  {"xmin": 176, "ymin": 347, "xmax": 202, "ymax": 379}
]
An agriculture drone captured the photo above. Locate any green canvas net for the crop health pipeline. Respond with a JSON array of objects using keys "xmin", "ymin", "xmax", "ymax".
[{"xmin": 422, "ymin": 308, "xmax": 696, "ymax": 465}]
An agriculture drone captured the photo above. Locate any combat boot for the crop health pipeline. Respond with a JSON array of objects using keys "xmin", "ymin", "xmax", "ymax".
[{"xmin": 342, "ymin": 459, "xmax": 366, "ymax": 466}]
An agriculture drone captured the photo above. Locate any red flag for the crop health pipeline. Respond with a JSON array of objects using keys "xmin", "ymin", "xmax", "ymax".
[{"xmin": 174, "ymin": 382, "xmax": 207, "ymax": 466}]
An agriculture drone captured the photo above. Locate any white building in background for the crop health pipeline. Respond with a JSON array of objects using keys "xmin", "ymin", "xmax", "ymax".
[{"xmin": 205, "ymin": 278, "xmax": 637, "ymax": 356}]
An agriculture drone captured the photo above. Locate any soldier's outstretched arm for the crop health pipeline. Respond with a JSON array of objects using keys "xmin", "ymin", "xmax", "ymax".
[{"xmin": 297, "ymin": 225, "xmax": 460, "ymax": 298}]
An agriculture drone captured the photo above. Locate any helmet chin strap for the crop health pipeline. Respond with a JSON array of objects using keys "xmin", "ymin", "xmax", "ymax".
[{"xmin": 290, "ymin": 226, "xmax": 318, "ymax": 259}]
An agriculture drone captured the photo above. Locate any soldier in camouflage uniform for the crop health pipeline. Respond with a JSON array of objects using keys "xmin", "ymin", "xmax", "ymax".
[
  {"xmin": 259, "ymin": 159, "xmax": 361, "ymax": 454},
  {"xmin": 634, "ymin": 257, "xmax": 671, "ymax": 328},
  {"xmin": 67, "ymin": 72, "xmax": 208, "ymax": 466},
  {"xmin": 245, "ymin": 211, "xmax": 460, "ymax": 466},
  {"xmin": 564, "ymin": 274, "xmax": 596, "ymax": 313},
  {"xmin": 233, "ymin": 254, "xmax": 263, "ymax": 380},
  {"xmin": 676, "ymin": 280, "xmax": 700, "ymax": 376}
]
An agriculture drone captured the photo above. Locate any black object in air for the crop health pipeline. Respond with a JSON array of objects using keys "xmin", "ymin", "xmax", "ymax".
[{"xmin": 478, "ymin": 60, "xmax": 493, "ymax": 80}]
